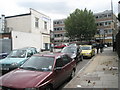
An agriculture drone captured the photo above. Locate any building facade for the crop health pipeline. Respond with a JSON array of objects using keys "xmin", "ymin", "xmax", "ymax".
[
  {"xmin": 53, "ymin": 19, "xmax": 79, "ymax": 45},
  {"xmin": 53, "ymin": 10, "xmax": 118, "ymax": 45},
  {"xmin": 0, "ymin": 8, "xmax": 51, "ymax": 52},
  {"xmin": 53, "ymin": 19, "xmax": 68, "ymax": 44},
  {"xmin": 94, "ymin": 10, "xmax": 118, "ymax": 44}
]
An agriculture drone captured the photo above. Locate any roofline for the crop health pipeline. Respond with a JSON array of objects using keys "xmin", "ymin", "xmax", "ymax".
[
  {"xmin": 5, "ymin": 13, "xmax": 31, "ymax": 18},
  {"xmin": 30, "ymin": 8, "xmax": 50, "ymax": 19}
]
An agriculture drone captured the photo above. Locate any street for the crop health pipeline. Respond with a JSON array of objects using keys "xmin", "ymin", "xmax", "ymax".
[{"xmin": 0, "ymin": 47, "xmax": 118, "ymax": 89}]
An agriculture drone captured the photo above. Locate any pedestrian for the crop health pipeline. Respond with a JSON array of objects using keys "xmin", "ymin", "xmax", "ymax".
[
  {"xmin": 113, "ymin": 42, "xmax": 116, "ymax": 52},
  {"xmin": 99, "ymin": 42, "xmax": 104, "ymax": 53},
  {"xmin": 96, "ymin": 42, "xmax": 100, "ymax": 54},
  {"xmin": 50, "ymin": 43, "xmax": 54, "ymax": 52}
]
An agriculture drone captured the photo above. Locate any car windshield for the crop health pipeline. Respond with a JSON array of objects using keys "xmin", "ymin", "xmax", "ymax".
[
  {"xmin": 20, "ymin": 56, "xmax": 54, "ymax": 71},
  {"xmin": 81, "ymin": 46, "xmax": 91, "ymax": 50},
  {"xmin": 7, "ymin": 50, "xmax": 26, "ymax": 58},
  {"xmin": 61, "ymin": 47, "xmax": 77, "ymax": 53}
]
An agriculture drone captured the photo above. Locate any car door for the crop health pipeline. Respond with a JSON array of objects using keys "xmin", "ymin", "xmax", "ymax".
[
  {"xmin": 62, "ymin": 55, "xmax": 73, "ymax": 79},
  {"xmin": 53, "ymin": 57, "xmax": 66, "ymax": 87}
]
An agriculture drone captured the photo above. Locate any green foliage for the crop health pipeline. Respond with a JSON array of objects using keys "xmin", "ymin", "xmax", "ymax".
[{"xmin": 64, "ymin": 8, "xmax": 97, "ymax": 41}]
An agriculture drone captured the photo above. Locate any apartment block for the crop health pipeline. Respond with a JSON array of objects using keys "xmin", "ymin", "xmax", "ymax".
[
  {"xmin": 94, "ymin": 10, "xmax": 118, "ymax": 44},
  {"xmin": 53, "ymin": 10, "xmax": 118, "ymax": 45}
]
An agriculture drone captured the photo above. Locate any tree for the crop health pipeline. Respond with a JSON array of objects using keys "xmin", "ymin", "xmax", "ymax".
[{"xmin": 64, "ymin": 8, "xmax": 97, "ymax": 41}]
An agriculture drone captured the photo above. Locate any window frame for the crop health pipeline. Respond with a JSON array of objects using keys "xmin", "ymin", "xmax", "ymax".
[
  {"xmin": 44, "ymin": 21, "xmax": 47, "ymax": 30},
  {"xmin": 35, "ymin": 17, "xmax": 39, "ymax": 28}
]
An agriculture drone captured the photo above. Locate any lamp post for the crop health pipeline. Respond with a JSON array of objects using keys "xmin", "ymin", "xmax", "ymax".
[{"xmin": 111, "ymin": 0, "xmax": 115, "ymax": 47}]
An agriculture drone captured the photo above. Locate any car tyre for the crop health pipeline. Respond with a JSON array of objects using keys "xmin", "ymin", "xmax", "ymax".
[
  {"xmin": 90, "ymin": 53, "xmax": 92, "ymax": 59},
  {"xmin": 70, "ymin": 69, "xmax": 75, "ymax": 79}
]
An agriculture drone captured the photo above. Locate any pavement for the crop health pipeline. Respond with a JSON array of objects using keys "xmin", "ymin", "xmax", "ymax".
[{"xmin": 64, "ymin": 47, "xmax": 119, "ymax": 89}]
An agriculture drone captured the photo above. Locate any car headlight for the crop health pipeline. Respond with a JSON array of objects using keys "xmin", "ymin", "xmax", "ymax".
[
  {"xmin": 25, "ymin": 88, "xmax": 39, "ymax": 90},
  {"xmin": 11, "ymin": 62, "xmax": 18, "ymax": 66}
]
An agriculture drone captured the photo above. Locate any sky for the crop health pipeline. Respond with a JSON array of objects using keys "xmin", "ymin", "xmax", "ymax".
[{"xmin": 0, "ymin": 0, "xmax": 119, "ymax": 20}]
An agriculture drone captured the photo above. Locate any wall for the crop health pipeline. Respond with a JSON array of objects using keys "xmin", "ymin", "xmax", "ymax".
[
  {"xmin": 6, "ymin": 15, "xmax": 31, "ymax": 33},
  {"xmin": 11, "ymin": 31, "xmax": 42, "ymax": 52},
  {"xmin": 30, "ymin": 9, "xmax": 51, "ymax": 34},
  {"xmin": 0, "ymin": 39, "xmax": 11, "ymax": 54}
]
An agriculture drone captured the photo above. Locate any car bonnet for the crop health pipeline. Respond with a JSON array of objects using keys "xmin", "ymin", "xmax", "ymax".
[{"xmin": 0, "ymin": 69, "xmax": 52, "ymax": 88}]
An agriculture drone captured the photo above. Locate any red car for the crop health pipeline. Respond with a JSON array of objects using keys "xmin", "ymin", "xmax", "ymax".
[
  {"xmin": 54, "ymin": 44, "xmax": 67, "ymax": 48},
  {"xmin": 0, "ymin": 53, "xmax": 76, "ymax": 90}
]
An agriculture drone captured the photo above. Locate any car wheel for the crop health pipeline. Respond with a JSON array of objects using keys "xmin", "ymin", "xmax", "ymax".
[
  {"xmin": 45, "ymin": 85, "xmax": 53, "ymax": 90},
  {"xmin": 70, "ymin": 70, "xmax": 75, "ymax": 79},
  {"xmin": 80, "ymin": 55, "xmax": 83, "ymax": 61},
  {"xmin": 90, "ymin": 53, "xmax": 92, "ymax": 58}
]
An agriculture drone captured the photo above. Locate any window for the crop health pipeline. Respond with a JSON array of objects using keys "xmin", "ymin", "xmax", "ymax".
[
  {"xmin": 99, "ymin": 15, "xmax": 102, "ymax": 18},
  {"xmin": 96, "ymin": 30, "xmax": 100, "ymax": 34},
  {"xmin": 27, "ymin": 50, "xmax": 33, "ymax": 57},
  {"xmin": 44, "ymin": 21, "xmax": 47, "ymax": 29},
  {"xmin": 57, "ymin": 22, "xmax": 59, "ymax": 24},
  {"xmin": 108, "ymin": 29, "xmax": 112, "ymax": 34},
  {"xmin": 54, "ymin": 22, "xmax": 56, "ymax": 24},
  {"xmin": 96, "ymin": 23, "xmax": 99, "ymax": 26},
  {"xmin": 62, "ymin": 55, "xmax": 72, "ymax": 65},
  {"xmin": 105, "ymin": 22, "xmax": 108, "ymax": 26},
  {"xmin": 55, "ymin": 57, "xmax": 63, "ymax": 67},
  {"xmin": 35, "ymin": 17, "xmax": 39, "ymax": 28},
  {"xmin": 100, "ymin": 23, "xmax": 103, "ymax": 26},
  {"xmin": 108, "ymin": 14, "xmax": 112, "ymax": 17},
  {"xmin": 54, "ymin": 28, "xmax": 56, "ymax": 31},
  {"xmin": 104, "ymin": 14, "xmax": 107, "ymax": 17},
  {"xmin": 108, "ymin": 22, "xmax": 111, "ymax": 25},
  {"xmin": 104, "ymin": 30, "xmax": 108, "ymax": 34}
]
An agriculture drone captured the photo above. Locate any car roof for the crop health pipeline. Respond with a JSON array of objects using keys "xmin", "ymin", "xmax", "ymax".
[
  {"xmin": 65, "ymin": 46, "xmax": 77, "ymax": 48},
  {"xmin": 80, "ymin": 45, "xmax": 92, "ymax": 47},
  {"xmin": 13, "ymin": 47, "xmax": 36, "ymax": 51},
  {"xmin": 34, "ymin": 52, "xmax": 65, "ymax": 58}
]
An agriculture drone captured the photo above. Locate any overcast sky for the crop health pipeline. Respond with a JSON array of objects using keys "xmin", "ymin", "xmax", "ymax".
[{"xmin": 0, "ymin": 0, "xmax": 119, "ymax": 20}]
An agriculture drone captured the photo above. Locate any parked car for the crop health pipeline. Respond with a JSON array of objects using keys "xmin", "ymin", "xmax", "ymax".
[
  {"xmin": 0, "ymin": 53, "xmax": 76, "ymax": 90},
  {"xmin": 0, "ymin": 47, "xmax": 37, "ymax": 74},
  {"xmin": 80, "ymin": 45, "xmax": 95, "ymax": 58},
  {"xmin": 0, "ymin": 52, "xmax": 8, "ymax": 59},
  {"xmin": 61, "ymin": 46, "xmax": 83, "ymax": 62},
  {"xmin": 54, "ymin": 44, "xmax": 67, "ymax": 49}
]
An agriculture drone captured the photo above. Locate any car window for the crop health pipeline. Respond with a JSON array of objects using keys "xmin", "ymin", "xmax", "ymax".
[
  {"xmin": 31, "ymin": 48, "xmax": 37, "ymax": 54},
  {"xmin": 55, "ymin": 57, "xmax": 63, "ymax": 67},
  {"xmin": 81, "ymin": 46, "xmax": 91, "ymax": 50},
  {"xmin": 62, "ymin": 55, "xmax": 71, "ymax": 65},
  {"xmin": 7, "ymin": 50, "xmax": 26, "ymax": 58},
  {"xmin": 61, "ymin": 47, "xmax": 77, "ymax": 53},
  {"xmin": 27, "ymin": 50, "xmax": 33, "ymax": 57},
  {"xmin": 21, "ymin": 56, "xmax": 54, "ymax": 71}
]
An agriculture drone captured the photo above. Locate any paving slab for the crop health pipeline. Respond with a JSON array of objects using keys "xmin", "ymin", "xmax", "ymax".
[{"xmin": 64, "ymin": 47, "xmax": 118, "ymax": 89}]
